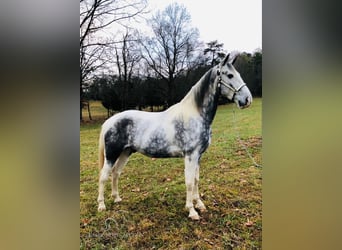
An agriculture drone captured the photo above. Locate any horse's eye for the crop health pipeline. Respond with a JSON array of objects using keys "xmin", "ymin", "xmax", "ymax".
[{"xmin": 227, "ymin": 74, "xmax": 233, "ymax": 79}]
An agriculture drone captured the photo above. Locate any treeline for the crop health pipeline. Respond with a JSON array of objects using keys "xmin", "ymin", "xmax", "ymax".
[{"xmin": 85, "ymin": 50, "xmax": 262, "ymax": 115}]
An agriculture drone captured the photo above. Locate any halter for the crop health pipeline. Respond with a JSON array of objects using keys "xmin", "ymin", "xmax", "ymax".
[{"xmin": 216, "ymin": 66, "xmax": 246, "ymax": 100}]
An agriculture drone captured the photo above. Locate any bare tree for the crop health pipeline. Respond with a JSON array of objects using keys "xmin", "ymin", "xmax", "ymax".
[
  {"xmin": 140, "ymin": 3, "xmax": 200, "ymax": 106},
  {"xmin": 80, "ymin": 0, "xmax": 147, "ymax": 120},
  {"xmin": 113, "ymin": 31, "xmax": 141, "ymax": 109}
]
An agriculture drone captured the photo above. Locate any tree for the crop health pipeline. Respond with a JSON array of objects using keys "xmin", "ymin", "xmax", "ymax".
[
  {"xmin": 252, "ymin": 50, "xmax": 262, "ymax": 97},
  {"xmin": 113, "ymin": 31, "xmax": 141, "ymax": 110},
  {"xmin": 140, "ymin": 3, "xmax": 200, "ymax": 106},
  {"xmin": 204, "ymin": 40, "xmax": 226, "ymax": 66},
  {"xmin": 97, "ymin": 75, "xmax": 124, "ymax": 115},
  {"xmin": 233, "ymin": 51, "xmax": 262, "ymax": 97},
  {"xmin": 80, "ymin": 0, "xmax": 147, "ymax": 120}
]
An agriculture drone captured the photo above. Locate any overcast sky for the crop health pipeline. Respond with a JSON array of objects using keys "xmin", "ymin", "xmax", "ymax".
[{"xmin": 146, "ymin": 0, "xmax": 262, "ymax": 53}]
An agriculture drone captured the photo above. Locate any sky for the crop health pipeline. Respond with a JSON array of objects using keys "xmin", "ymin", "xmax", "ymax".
[{"xmin": 146, "ymin": 0, "xmax": 262, "ymax": 53}]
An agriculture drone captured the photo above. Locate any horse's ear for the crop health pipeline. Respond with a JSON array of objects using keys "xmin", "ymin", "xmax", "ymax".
[
  {"xmin": 231, "ymin": 55, "xmax": 238, "ymax": 65},
  {"xmin": 221, "ymin": 53, "xmax": 230, "ymax": 65}
]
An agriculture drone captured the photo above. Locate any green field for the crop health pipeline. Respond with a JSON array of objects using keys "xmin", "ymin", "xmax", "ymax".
[{"xmin": 80, "ymin": 99, "xmax": 262, "ymax": 249}]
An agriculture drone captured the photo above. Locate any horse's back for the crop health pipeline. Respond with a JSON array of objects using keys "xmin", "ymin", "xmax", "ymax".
[
  {"xmin": 101, "ymin": 109, "xmax": 163, "ymax": 144},
  {"xmin": 102, "ymin": 110, "xmax": 159, "ymax": 132}
]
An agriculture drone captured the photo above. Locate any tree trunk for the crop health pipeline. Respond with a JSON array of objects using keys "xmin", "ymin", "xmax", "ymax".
[
  {"xmin": 80, "ymin": 101, "xmax": 83, "ymax": 121},
  {"xmin": 167, "ymin": 77, "xmax": 174, "ymax": 107},
  {"xmin": 87, "ymin": 101, "xmax": 92, "ymax": 120},
  {"xmin": 80, "ymin": 81, "xmax": 83, "ymax": 121}
]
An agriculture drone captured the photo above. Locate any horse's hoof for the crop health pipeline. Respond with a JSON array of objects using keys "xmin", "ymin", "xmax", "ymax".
[
  {"xmin": 114, "ymin": 197, "xmax": 122, "ymax": 203},
  {"xmin": 198, "ymin": 207, "xmax": 207, "ymax": 213},
  {"xmin": 98, "ymin": 204, "xmax": 106, "ymax": 212},
  {"xmin": 195, "ymin": 205, "xmax": 207, "ymax": 213},
  {"xmin": 189, "ymin": 214, "xmax": 201, "ymax": 220}
]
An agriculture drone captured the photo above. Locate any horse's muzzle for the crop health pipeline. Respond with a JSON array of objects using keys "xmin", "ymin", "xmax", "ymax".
[{"xmin": 237, "ymin": 96, "xmax": 252, "ymax": 109}]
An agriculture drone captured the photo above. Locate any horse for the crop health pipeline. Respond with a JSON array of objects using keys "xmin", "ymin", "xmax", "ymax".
[{"xmin": 97, "ymin": 53, "xmax": 252, "ymax": 220}]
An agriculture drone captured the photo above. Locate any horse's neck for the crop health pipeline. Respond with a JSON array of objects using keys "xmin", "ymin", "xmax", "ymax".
[{"xmin": 180, "ymin": 68, "xmax": 220, "ymax": 124}]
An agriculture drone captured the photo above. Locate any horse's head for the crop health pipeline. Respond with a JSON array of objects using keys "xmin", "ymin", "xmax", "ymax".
[{"xmin": 217, "ymin": 53, "xmax": 252, "ymax": 109}]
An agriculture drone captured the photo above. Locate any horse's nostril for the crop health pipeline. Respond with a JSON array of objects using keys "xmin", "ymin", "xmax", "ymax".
[{"xmin": 239, "ymin": 97, "xmax": 250, "ymax": 107}]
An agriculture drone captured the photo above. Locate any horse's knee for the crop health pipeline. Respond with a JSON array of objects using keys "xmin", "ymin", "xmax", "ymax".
[{"xmin": 186, "ymin": 181, "xmax": 194, "ymax": 189}]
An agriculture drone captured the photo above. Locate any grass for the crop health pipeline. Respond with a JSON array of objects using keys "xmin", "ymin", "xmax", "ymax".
[
  {"xmin": 80, "ymin": 99, "xmax": 262, "ymax": 249},
  {"xmin": 82, "ymin": 101, "xmax": 109, "ymax": 122}
]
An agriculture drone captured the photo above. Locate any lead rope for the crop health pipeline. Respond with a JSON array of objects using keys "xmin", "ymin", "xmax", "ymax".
[{"xmin": 232, "ymin": 108, "xmax": 262, "ymax": 168}]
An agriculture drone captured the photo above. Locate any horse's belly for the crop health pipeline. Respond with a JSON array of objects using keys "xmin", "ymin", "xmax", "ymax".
[{"xmin": 138, "ymin": 144, "xmax": 184, "ymax": 158}]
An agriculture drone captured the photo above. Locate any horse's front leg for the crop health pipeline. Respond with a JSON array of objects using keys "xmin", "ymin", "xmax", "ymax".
[
  {"xmin": 193, "ymin": 164, "xmax": 206, "ymax": 213},
  {"xmin": 184, "ymin": 155, "xmax": 200, "ymax": 220}
]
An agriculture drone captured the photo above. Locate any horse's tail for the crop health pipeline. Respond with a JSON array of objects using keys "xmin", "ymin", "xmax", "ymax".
[{"xmin": 98, "ymin": 126, "xmax": 105, "ymax": 170}]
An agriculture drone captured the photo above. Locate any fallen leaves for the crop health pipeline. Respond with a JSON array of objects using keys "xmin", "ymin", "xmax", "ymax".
[
  {"xmin": 244, "ymin": 218, "xmax": 254, "ymax": 227},
  {"xmin": 239, "ymin": 179, "xmax": 248, "ymax": 185},
  {"xmin": 131, "ymin": 187, "xmax": 141, "ymax": 192},
  {"xmin": 162, "ymin": 177, "xmax": 172, "ymax": 182},
  {"xmin": 131, "ymin": 187, "xmax": 150, "ymax": 197},
  {"xmin": 82, "ymin": 218, "xmax": 89, "ymax": 226},
  {"xmin": 138, "ymin": 218, "xmax": 154, "ymax": 230},
  {"xmin": 203, "ymin": 238, "xmax": 215, "ymax": 245}
]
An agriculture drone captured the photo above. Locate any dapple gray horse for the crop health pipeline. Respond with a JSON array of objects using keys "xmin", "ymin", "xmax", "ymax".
[{"xmin": 97, "ymin": 53, "xmax": 252, "ymax": 220}]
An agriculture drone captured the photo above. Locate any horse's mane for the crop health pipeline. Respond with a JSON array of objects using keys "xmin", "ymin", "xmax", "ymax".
[
  {"xmin": 193, "ymin": 68, "xmax": 214, "ymax": 109},
  {"xmin": 180, "ymin": 68, "xmax": 213, "ymax": 109},
  {"xmin": 186, "ymin": 68, "xmax": 220, "ymax": 123}
]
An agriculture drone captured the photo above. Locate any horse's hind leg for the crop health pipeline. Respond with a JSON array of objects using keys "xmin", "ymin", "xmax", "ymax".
[
  {"xmin": 98, "ymin": 159, "xmax": 113, "ymax": 211},
  {"xmin": 111, "ymin": 149, "xmax": 131, "ymax": 203},
  {"xmin": 194, "ymin": 165, "xmax": 206, "ymax": 213}
]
